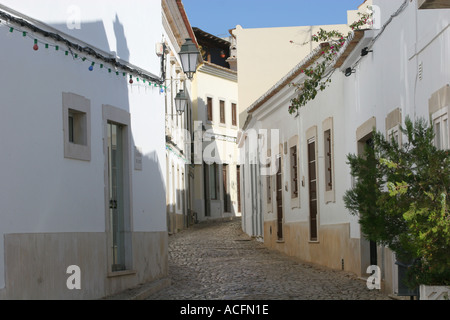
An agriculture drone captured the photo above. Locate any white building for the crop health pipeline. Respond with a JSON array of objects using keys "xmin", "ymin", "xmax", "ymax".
[
  {"xmin": 238, "ymin": 0, "xmax": 449, "ymax": 296},
  {"xmin": 162, "ymin": 0, "xmax": 198, "ymax": 234},
  {"xmin": 0, "ymin": 0, "xmax": 168, "ymax": 299},
  {"xmin": 191, "ymin": 28, "xmax": 240, "ymax": 222}
]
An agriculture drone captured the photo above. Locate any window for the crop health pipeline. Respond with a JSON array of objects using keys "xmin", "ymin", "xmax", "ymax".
[
  {"xmin": 290, "ymin": 146, "xmax": 299, "ymax": 198},
  {"xmin": 267, "ymin": 175, "xmax": 272, "ymax": 204},
  {"xmin": 308, "ymin": 138, "xmax": 318, "ymax": 241},
  {"xmin": 386, "ymin": 108, "xmax": 402, "ymax": 146},
  {"xmin": 63, "ymin": 92, "xmax": 91, "ymax": 161},
  {"xmin": 433, "ymin": 109, "xmax": 449, "ymax": 150},
  {"xmin": 207, "ymin": 97, "xmax": 213, "ymax": 122},
  {"xmin": 220, "ymin": 100, "xmax": 225, "ymax": 124},
  {"xmin": 324, "ymin": 130, "xmax": 333, "ymax": 191},
  {"xmin": 232, "ymin": 103, "xmax": 237, "ymax": 126},
  {"xmin": 428, "ymin": 85, "xmax": 449, "ymax": 150},
  {"xmin": 68, "ymin": 110, "xmax": 87, "ymax": 145},
  {"xmin": 322, "ymin": 118, "xmax": 335, "ymax": 203},
  {"xmin": 288, "ymin": 136, "xmax": 300, "ymax": 209},
  {"xmin": 387, "ymin": 125, "xmax": 401, "ymax": 145},
  {"xmin": 177, "ymin": 166, "xmax": 181, "ymax": 210}
]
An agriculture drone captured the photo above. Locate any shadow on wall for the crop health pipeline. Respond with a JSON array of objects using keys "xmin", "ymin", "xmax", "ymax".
[
  {"xmin": 51, "ymin": 14, "xmax": 130, "ymax": 61},
  {"xmin": 113, "ymin": 14, "xmax": 130, "ymax": 63},
  {"xmin": 0, "ymin": 14, "xmax": 166, "ymax": 299},
  {"xmin": 133, "ymin": 150, "xmax": 166, "ymax": 229}
]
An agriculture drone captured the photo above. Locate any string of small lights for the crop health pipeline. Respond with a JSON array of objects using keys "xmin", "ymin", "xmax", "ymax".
[{"xmin": 0, "ymin": 8, "xmax": 167, "ymax": 92}]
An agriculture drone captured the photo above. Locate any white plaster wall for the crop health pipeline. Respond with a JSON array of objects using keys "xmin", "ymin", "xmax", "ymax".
[
  {"xmin": 129, "ymin": 88, "xmax": 167, "ymax": 233},
  {"xmin": 343, "ymin": 0, "xmax": 449, "ymax": 237},
  {"xmin": 243, "ymin": 0, "xmax": 449, "ymax": 242},
  {"xmin": 0, "ymin": 0, "xmax": 161, "ymax": 72},
  {"xmin": 0, "ymin": 1, "xmax": 165, "ymax": 289},
  {"xmin": 343, "ymin": 0, "xmax": 449, "ymax": 159},
  {"xmin": 234, "ymin": 24, "xmax": 350, "ymax": 116},
  {"xmin": 194, "ymin": 67, "xmax": 240, "ymax": 221},
  {"xmin": 252, "ymin": 71, "xmax": 353, "ymax": 230}
]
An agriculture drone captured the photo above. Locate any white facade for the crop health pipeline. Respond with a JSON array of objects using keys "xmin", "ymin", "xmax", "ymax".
[
  {"xmin": 0, "ymin": 1, "xmax": 167, "ymax": 299},
  {"xmin": 238, "ymin": 0, "xmax": 449, "ymax": 296},
  {"xmin": 192, "ymin": 61, "xmax": 240, "ymax": 221},
  {"xmin": 162, "ymin": 0, "xmax": 196, "ymax": 233}
]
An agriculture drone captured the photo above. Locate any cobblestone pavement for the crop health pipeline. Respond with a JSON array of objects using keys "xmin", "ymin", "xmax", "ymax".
[{"xmin": 146, "ymin": 218, "xmax": 391, "ymax": 300}]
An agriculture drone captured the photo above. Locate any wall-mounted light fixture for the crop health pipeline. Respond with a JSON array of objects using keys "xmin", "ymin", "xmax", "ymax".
[
  {"xmin": 361, "ymin": 47, "xmax": 373, "ymax": 57},
  {"xmin": 345, "ymin": 67, "xmax": 356, "ymax": 77},
  {"xmin": 174, "ymin": 90, "xmax": 188, "ymax": 115},
  {"xmin": 179, "ymin": 38, "xmax": 201, "ymax": 80}
]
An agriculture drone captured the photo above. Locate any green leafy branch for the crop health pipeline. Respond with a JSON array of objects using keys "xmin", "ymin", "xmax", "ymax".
[{"xmin": 288, "ymin": 9, "xmax": 373, "ymax": 115}]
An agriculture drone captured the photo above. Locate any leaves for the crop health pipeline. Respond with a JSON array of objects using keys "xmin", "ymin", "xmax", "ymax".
[
  {"xmin": 344, "ymin": 117, "xmax": 450, "ymax": 286},
  {"xmin": 289, "ymin": 30, "xmax": 348, "ymax": 114},
  {"xmin": 289, "ymin": 8, "xmax": 374, "ymax": 115}
]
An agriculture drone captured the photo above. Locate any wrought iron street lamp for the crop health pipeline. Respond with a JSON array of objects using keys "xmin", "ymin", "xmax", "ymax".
[
  {"xmin": 174, "ymin": 90, "xmax": 188, "ymax": 115},
  {"xmin": 179, "ymin": 38, "xmax": 200, "ymax": 80}
]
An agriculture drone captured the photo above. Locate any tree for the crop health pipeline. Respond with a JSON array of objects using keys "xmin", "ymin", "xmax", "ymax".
[{"xmin": 344, "ymin": 117, "xmax": 450, "ymax": 288}]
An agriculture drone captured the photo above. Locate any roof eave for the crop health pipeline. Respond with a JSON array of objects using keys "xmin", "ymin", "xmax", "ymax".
[{"xmin": 246, "ymin": 29, "xmax": 368, "ymax": 115}]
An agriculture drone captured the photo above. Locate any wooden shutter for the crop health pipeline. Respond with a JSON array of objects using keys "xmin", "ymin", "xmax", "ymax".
[
  {"xmin": 308, "ymin": 140, "xmax": 318, "ymax": 241},
  {"xmin": 220, "ymin": 100, "xmax": 225, "ymax": 124},
  {"xmin": 232, "ymin": 103, "xmax": 237, "ymax": 126},
  {"xmin": 207, "ymin": 97, "xmax": 213, "ymax": 122}
]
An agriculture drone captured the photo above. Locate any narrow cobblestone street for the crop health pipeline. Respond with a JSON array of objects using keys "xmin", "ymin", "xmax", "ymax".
[{"xmin": 146, "ymin": 218, "xmax": 391, "ymax": 300}]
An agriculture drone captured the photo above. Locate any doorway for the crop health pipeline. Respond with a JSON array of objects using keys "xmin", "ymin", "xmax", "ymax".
[
  {"xmin": 358, "ymin": 134, "xmax": 378, "ymax": 272},
  {"xmin": 223, "ymin": 164, "xmax": 230, "ymax": 213},
  {"xmin": 107, "ymin": 122, "xmax": 126, "ymax": 272}
]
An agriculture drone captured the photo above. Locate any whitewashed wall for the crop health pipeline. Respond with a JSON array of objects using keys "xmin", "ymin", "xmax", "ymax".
[
  {"xmin": 0, "ymin": 0, "xmax": 166, "ymax": 295},
  {"xmin": 193, "ymin": 66, "xmax": 239, "ymax": 220}
]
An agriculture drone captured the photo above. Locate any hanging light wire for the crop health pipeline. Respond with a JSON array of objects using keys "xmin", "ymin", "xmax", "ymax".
[
  {"xmin": 0, "ymin": 8, "xmax": 164, "ymax": 86},
  {"xmin": 352, "ymin": 0, "xmax": 410, "ymax": 70}
]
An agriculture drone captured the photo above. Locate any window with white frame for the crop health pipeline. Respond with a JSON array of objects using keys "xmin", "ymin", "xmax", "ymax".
[
  {"xmin": 386, "ymin": 108, "xmax": 402, "ymax": 147},
  {"xmin": 324, "ymin": 129, "xmax": 333, "ymax": 192},
  {"xmin": 267, "ymin": 175, "xmax": 272, "ymax": 204},
  {"xmin": 387, "ymin": 125, "xmax": 401, "ymax": 146},
  {"xmin": 428, "ymin": 85, "xmax": 449, "ymax": 150},
  {"xmin": 63, "ymin": 92, "xmax": 91, "ymax": 161},
  {"xmin": 288, "ymin": 136, "xmax": 300, "ymax": 209},
  {"xmin": 322, "ymin": 118, "xmax": 335, "ymax": 203},
  {"xmin": 432, "ymin": 108, "xmax": 449, "ymax": 150},
  {"xmin": 290, "ymin": 145, "xmax": 299, "ymax": 198}
]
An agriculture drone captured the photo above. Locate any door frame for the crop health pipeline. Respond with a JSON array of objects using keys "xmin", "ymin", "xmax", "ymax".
[
  {"xmin": 103, "ymin": 104, "xmax": 133, "ymax": 274},
  {"xmin": 356, "ymin": 117, "xmax": 378, "ymax": 275}
]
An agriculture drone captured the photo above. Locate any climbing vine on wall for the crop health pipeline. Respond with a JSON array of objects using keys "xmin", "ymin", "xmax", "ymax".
[{"xmin": 288, "ymin": 10, "xmax": 373, "ymax": 115}]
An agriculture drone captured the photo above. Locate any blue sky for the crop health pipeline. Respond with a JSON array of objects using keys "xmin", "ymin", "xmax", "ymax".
[{"xmin": 183, "ymin": 0, "xmax": 363, "ymax": 37}]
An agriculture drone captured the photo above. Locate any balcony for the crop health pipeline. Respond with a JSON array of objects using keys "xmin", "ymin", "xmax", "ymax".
[{"xmin": 418, "ymin": 0, "xmax": 450, "ymax": 9}]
